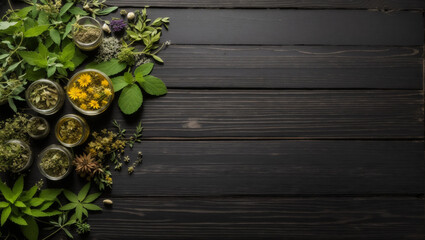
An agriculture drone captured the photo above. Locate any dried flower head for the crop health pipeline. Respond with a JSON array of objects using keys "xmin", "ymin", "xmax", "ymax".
[
  {"xmin": 110, "ymin": 19, "xmax": 127, "ymax": 32},
  {"xmin": 74, "ymin": 153, "xmax": 101, "ymax": 179},
  {"xmin": 95, "ymin": 37, "xmax": 121, "ymax": 63}
]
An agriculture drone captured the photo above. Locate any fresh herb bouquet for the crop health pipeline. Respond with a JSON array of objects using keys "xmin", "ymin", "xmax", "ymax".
[{"xmin": 0, "ymin": 0, "xmax": 171, "ymax": 238}]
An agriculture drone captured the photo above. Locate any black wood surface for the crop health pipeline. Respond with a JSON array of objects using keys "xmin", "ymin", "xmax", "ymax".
[
  {"xmin": 1, "ymin": 0, "xmax": 424, "ymax": 239},
  {"xmin": 109, "ymin": 0, "xmax": 425, "ymax": 10},
  {"xmin": 155, "ymin": 46, "xmax": 423, "ymax": 89}
]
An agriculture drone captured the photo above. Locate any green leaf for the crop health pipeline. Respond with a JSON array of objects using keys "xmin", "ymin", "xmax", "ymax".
[
  {"xmin": 25, "ymin": 68, "xmax": 46, "ymax": 81},
  {"xmin": 111, "ymin": 76, "xmax": 129, "ymax": 92},
  {"xmin": 12, "ymin": 176, "xmax": 24, "ymax": 199},
  {"xmin": 124, "ymin": 72, "xmax": 134, "ymax": 84},
  {"xmin": 151, "ymin": 54, "xmax": 164, "ymax": 63},
  {"xmin": 30, "ymin": 209, "xmax": 48, "ymax": 217},
  {"xmin": 63, "ymin": 190, "xmax": 78, "ymax": 203},
  {"xmin": 60, "ymin": 2, "xmax": 73, "ymax": 16},
  {"xmin": 8, "ymin": 98, "xmax": 17, "ymax": 112},
  {"xmin": 69, "ymin": 6, "xmax": 88, "ymax": 16},
  {"xmin": 63, "ymin": 228, "xmax": 73, "ymax": 239},
  {"xmin": 29, "ymin": 198, "xmax": 45, "ymax": 207},
  {"xmin": 75, "ymin": 204, "xmax": 83, "ymax": 221},
  {"xmin": 60, "ymin": 42, "xmax": 75, "ymax": 62},
  {"xmin": 21, "ymin": 216, "xmax": 38, "ymax": 240},
  {"xmin": 135, "ymin": 63, "xmax": 154, "ymax": 76},
  {"xmin": 39, "ymin": 201, "xmax": 54, "ymax": 211},
  {"xmin": 59, "ymin": 202, "xmax": 77, "ymax": 211},
  {"xmin": 9, "ymin": 215, "xmax": 27, "ymax": 226},
  {"xmin": 49, "ymin": 29, "xmax": 61, "ymax": 45},
  {"xmin": 0, "ymin": 22, "xmax": 18, "ymax": 31},
  {"xmin": 19, "ymin": 186, "xmax": 37, "ymax": 202},
  {"xmin": 118, "ymin": 84, "xmax": 143, "ymax": 115},
  {"xmin": 83, "ymin": 192, "xmax": 101, "ymax": 203},
  {"xmin": 24, "ymin": 25, "xmax": 49, "ymax": 38},
  {"xmin": 0, "ymin": 181, "xmax": 13, "ymax": 203},
  {"xmin": 16, "ymin": 7, "xmax": 33, "ymax": 18},
  {"xmin": 63, "ymin": 18, "xmax": 75, "ymax": 39},
  {"xmin": 38, "ymin": 42, "xmax": 48, "ymax": 59},
  {"xmin": 42, "ymin": 210, "xmax": 61, "ymax": 217},
  {"xmin": 47, "ymin": 66, "xmax": 56, "ymax": 77},
  {"xmin": 82, "ymin": 203, "xmax": 102, "ymax": 211},
  {"xmin": 0, "ymin": 202, "xmax": 9, "ymax": 208},
  {"xmin": 97, "ymin": 6, "xmax": 118, "ymax": 15},
  {"xmin": 85, "ymin": 59, "xmax": 127, "ymax": 76},
  {"xmin": 37, "ymin": 11, "xmax": 49, "ymax": 25},
  {"xmin": 77, "ymin": 183, "xmax": 90, "ymax": 202},
  {"xmin": 14, "ymin": 201, "xmax": 26, "ymax": 208},
  {"xmin": 39, "ymin": 189, "xmax": 62, "ymax": 201},
  {"xmin": 71, "ymin": 47, "xmax": 86, "ymax": 69},
  {"xmin": 1, "ymin": 206, "xmax": 11, "ymax": 226},
  {"xmin": 18, "ymin": 51, "xmax": 47, "ymax": 68},
  {"xmin": 139, "ymin": 75, "xmax": 167, "ymax": 96}
]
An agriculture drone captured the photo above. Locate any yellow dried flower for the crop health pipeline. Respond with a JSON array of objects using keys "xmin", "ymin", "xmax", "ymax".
[
  {"xmin": 78, "ymin": 74, "xmax": 92, "ymax": 87},
  {"xmin": 101, "ymin": 100, "xmax": 108, "ymax": 106},
  {"xmin": 101, "ymin": 79, "xmax": 109, "ymax": 87},
  {"xmin": 68, "ymin": 87, "xmax": 81, "ymax": 100},
  {"xmin": 104, "ymin": 88, "xmax": 112, "ymax": 96},
  {"xmin": 80, "ymin": 104, "xmax": 88, "ymax": 110},
  {"xmin": 89, "ymin": 100, "xmax": 100, "ymax": 109},
  {"xmin": 78, "ymin": 92, "xmax": 88, "ymax": 100},
  {"xmin": 87, "ymin": 87, "xmax": 94, "ymax": 94},
  {"xmin": 94, "ymin": 93, "xmax": 101, "ymax": 99}
]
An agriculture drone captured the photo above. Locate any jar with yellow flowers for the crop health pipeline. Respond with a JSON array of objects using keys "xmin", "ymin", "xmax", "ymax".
[
  {"xmin": 55, "ymin": 114, "xmax": 90, "ymax": 147},
  {"xmin": 66, "ymin": 69, "xmax": 114, "ymax": 116}
]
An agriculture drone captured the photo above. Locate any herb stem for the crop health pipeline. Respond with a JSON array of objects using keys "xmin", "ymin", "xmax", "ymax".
[
  {"xmin": 41, "ymin": 227, "xmax": 63, "ymax": 240},
  {"xmin": 7, "ymin": 0, "xmax": 14, "ymax": 13}
]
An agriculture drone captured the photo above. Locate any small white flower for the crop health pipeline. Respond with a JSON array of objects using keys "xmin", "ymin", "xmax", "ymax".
[
  {"xmin": 127, "ymin": 12, "xmax": 135, "ymax": 20},
  {"xmin": 102, "ymin": 23, "xmax": 111, "ymax": 34}
]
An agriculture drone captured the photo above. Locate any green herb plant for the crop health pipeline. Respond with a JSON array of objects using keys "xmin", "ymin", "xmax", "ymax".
[
  {"xmin": 81, "ymin": 0, "xmax": 118, "ymax": 18},
  {"xmin": 44, "ymin": 212, "xmax": 76, "ymax": 239},
  {"xmin": 111, "ymin": 63, "xmax": 167, "ymax": 114},
  {"xmin": 0, "ymin": 176, "xmax": 62, "ymax": 240},
  {"xmin": 60, "ymin": 182, "xmax": 102, "ymax": 222}
]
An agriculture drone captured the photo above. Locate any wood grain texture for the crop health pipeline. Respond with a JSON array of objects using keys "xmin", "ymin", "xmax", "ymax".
[
  {"xmin": 108, "ymin": 141, "xmax": 424, "ymax": 196},
  {"xmin": 108, "ymin": 0, "xmax": 425, "ymax": 9},
  {"xmin": 142, "ymin": 9, "xmax": 424, "ymax": 45},
  {"xmin": 86, "ymin": 197, "xmax": 425, "ymax": 240},
  {"xmin": 103, "ymin": 90, "xmax": 424, "ymax": 139},
  {"xmin": 22, "ymin": 141, "xmax": 424, "ymax": 196},
  {"xmin": 155, "ymin": 45, "xmax": 423, "ymax": 89}
]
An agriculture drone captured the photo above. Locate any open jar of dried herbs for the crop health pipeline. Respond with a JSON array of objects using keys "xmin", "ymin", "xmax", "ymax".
[
  {"xmin": 37, "ymin": 144, "xmax": 73, "ymax": 180},
  {"xmin": 73, "ymin": 17, "xmax": 103, "ymax": 51},
  {"xmin": 3, "ymin": 139, "xmax": 33, "ymax": 173},
  {"xmin": 27, "ymin": 116, "xmax": 50, "ymax": 139},
  {"xmin": 66, "ymin": 69, "xmax": 114, "ymax": 116},
  {"xmin": 55, "ymin": 114, "xmax": 90, "ymax": 147},
  {"xmin": 25, "ymin": 79, "xmax": 65, "ymax": 115}
]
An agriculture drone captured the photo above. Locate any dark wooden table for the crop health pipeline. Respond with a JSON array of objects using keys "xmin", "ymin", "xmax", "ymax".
[{"xmin": 1, "ymin": 0, "xmax": 425, "ymax": 239}]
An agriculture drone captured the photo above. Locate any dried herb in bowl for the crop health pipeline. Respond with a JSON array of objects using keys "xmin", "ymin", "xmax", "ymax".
[
  {"xmin": 39, "ymin": 149, "xmax": 70, "ymax": 178},
  {"xmin": 0, "ymin": 140, "xmax": 32, "ymax": 173},
  {"xmin": 74, "ymin": 24, "xmax": 102, "ymax": 43},
  {"xmin": 27, "ymin": 116, "xmax": 50, "ymax": 139},
  {"xmin": 29, "ymin": 83, "xmax": 59, "ymax": 109}
]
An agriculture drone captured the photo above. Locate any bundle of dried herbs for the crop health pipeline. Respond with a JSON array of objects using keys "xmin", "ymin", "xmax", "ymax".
[
  {"xmin": 28, "ymin": 82, "xmax": 59, "ymax": 110},
  {"xmin": 40, "ymin": 149, "xmax": 70, "ymax": 177}
]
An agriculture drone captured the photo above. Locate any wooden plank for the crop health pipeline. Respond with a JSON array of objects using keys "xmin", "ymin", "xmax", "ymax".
[
  {"xmin": 141, "ymin": 9, "xmax": 423, "ymax": 45},
  {"xmin": 86, "ymin": 197, "xmax": 425, "ymax": 239},
  {"xmin": 108, "ymin": 141, "xmax": 424, "ymax": 196},
  {"xmin": 104, "ymin": 90, "xmax": 424, "ymax": 138},
  {"xmin": 155, "ymin": 45, "xmax": 423, "ymax": 89},
  {"xmin": 108, "ymin": 0, "xmax": 425, "ymax": 10}
]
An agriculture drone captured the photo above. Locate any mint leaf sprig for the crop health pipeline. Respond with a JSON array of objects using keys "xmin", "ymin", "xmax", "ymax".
[{"xmin": 111, "ymin": 63, "xmax": 167, "ymax": 115}]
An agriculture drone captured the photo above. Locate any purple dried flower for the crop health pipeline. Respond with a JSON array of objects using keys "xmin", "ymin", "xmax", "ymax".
[{"xmin": 110, "ymin": 19, "xmax": 127, "ymax": 32}]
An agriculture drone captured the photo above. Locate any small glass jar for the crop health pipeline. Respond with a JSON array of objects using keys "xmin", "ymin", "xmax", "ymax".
[
  {"xmin": 27, "ymin": 116, "xmax": 50, "ymax": 139},
  {"xmin": 55, "ymin": 114, "xmax": 90, "ymax": 147},
  {"xmin": 25, "ymin": 79, "xmax": 65, "ymax": 115},
  {"xmin": 72, "ymin": 16, "xmax": 103, "ymax": 51},
  {"xmin": 37, "ymin": 144, "xmax": 73, "ymax": 181},
  {"xmin": 6, "ymin": 139, "xmax": 33, "ymax": 173},
  {"xmin": 66, "ymin": 69, "xmax": 114, "ymax": 116}
]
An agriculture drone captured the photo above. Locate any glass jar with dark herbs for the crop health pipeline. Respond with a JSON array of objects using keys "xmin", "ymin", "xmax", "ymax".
[
  {"xmin": 2, "ymin": 139, "xmax": 33, "ymax": 173},
  {"xmin": 25, "ymin": 79, "xmax": 65, "ymax": 115},
  {"xmin": 55, "ymin": 114, "xmax": 90, "ymax": 147},
  {"xmin": 37, "ymin": 144, "xmax": 73, "ymax": 180},
  {"xmin": 27, "ymin": 116, "xmax": 50, "ymax": 139},
  {"xmin": 73, "ymin": 17, "xmax": 103, "ymax": 51}
]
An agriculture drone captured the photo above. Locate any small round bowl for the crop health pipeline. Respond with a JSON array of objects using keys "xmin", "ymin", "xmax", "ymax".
[
  {"xmin": 37, "ymin": 144, "xmax": 73, "ymax": 181},
  {"xmin": 6, "ymin": 139, "xmax": 33, "ymax": 173},
  {"xmin": 25, "ymin": 79, "xmax": 65, "ymax": 115},
  {"xmin": 66, "ymin": 69, "xmax": 114, "ymax": 116},
  {"xmin": 55, "ymin": 114, "xmax": 90, "ymax": 147},
  {"xmin": 72, "ymin": 16, "xmax": 103, "ymax": 51},
  {"xmin": 27, "ymin": 116, "xmax": 50, "ymax": 139}
]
